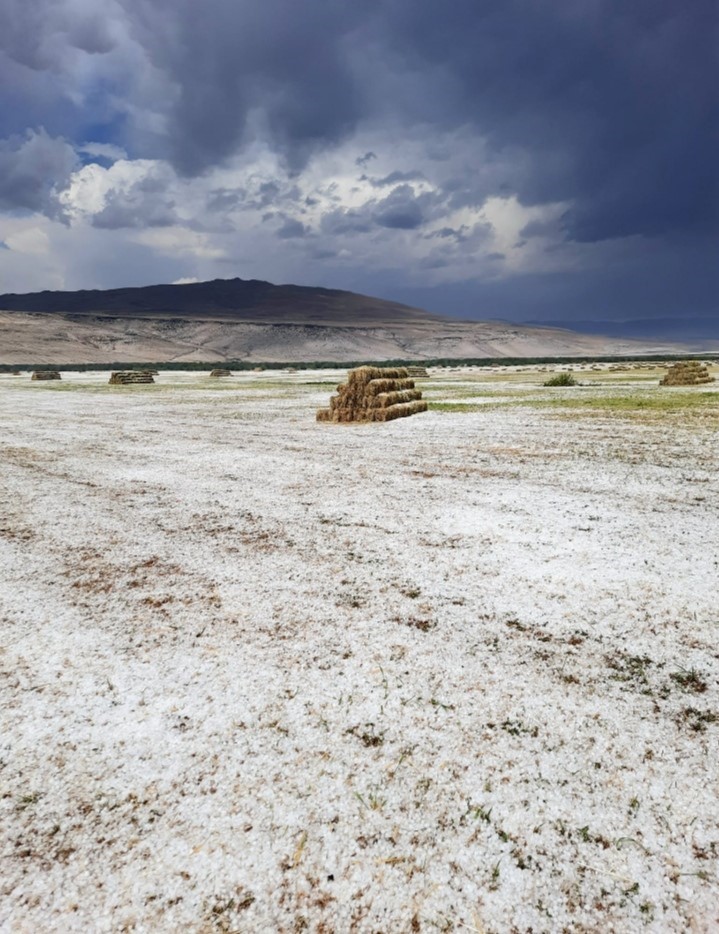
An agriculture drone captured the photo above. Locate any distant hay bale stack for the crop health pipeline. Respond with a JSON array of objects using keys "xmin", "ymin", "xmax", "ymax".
[
  {"xmin": 660, "ymin": 361, "xmax": 715, "ymax": 386},
  {"xmin": 108, "ymin": 370, "xmax": 155, "ymax": 385},
  {"xmin": 317, "ymin": 365, "xmax": 428, "ymax": 423},
  {"xmin": 31, "ymin": 370, "xmax": 61, "ymax": 380},
  {"xmin": 407, "ymin": 365, "xmax": 430, "ymax": 377},
  {"xmin": 209, "ymin": 368, "xmax": 232, "ymax": 378}
]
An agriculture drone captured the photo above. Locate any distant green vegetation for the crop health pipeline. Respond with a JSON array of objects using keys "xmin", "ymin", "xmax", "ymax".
[
  {"xmin": 428, "ymin": 401, "xmax": 490, "ymax": 413},
  {"xmin": 540, "ymin": 391, "xmax": 719, "ymax": 414},
  {"xmin": 2, "ymin": 352, "xmax": 716, "ymax": 374},
  {"xmin": 427, "ymin": 387, "xmax": 719, "ymax": 421},
  {"xmin": 543, "ymin": 373, "xmax": 577, "ymax": 386}
]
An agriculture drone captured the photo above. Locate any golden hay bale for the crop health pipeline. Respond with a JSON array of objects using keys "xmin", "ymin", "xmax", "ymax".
[
  {"xmin": 109, "ymin": 371, "xmax": 155, "ymax": 385},
  {"xmin": 365, "ymin": 378, "xmax": 415, "ymax": 395},
  {"xmin": 370, "ymin": 400, "xmax": 428, "ymax": 422},
  {"xmin": 317, "ymin": 365, "xmax": 426, "ymax": 423},
  {"xmin": 209, "ymin": 368, "xmax": 232, "ymax": 378},
  {"xmin": 31, "ymin": 370, "xmax": 61, "ymax": 380},
  {"xmin": 407, "ymin": 366, "xmax": 429, "ymax": 377},
  {"xmin": 373, "ymin": 389, "xmax": 423, "ymax": 408},
  {"xmin": 346, "ymin": 366, "xmax": 409, "ymax": 384},
  {"xmin": 660, "ymin": 361, "xmax": 715, "ymax": 386}
]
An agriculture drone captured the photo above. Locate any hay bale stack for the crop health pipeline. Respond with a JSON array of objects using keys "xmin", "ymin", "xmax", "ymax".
[
  {"xmin": 108, "ymin": 370, "xmax": 155, "ymax": 385},
  {"xmin": 209, "ymin": 368, "xmax": 232, "ymax": 378},
  {"xmin": 407, "ymin": 365, "xmax": 429, "ymax": 377},
  {"xmin": 660, "ymin": 361, "xmax": 715, "ymax": 386},
  {"xmin": 317, "ymin": 365, "xmax": 428, "ymax": 423},
  {"xmin": 31, "ymin": 370, "xmax": 61, "ymax": 380}
]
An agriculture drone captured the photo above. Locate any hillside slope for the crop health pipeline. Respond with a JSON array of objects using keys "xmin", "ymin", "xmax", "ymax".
[
  {"xmin": 0, "ymin": 278, "xmax": 706, "ymax": 363},
  {"xmin": 1, "ymin": 311, "xmax": 702, "ymax": 364},
  {"xmin": 0, "ymin": 277, "xmax": 441, "ymax": 326}
]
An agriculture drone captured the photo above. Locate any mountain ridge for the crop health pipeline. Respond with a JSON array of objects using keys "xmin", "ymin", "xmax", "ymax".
[
  {"xmin": 0, "ymin": 277, "xmax": 445, "ymax": 327},
  {"xmin": 1, "ymin": 277, "xmax": 713, "ymax": 364}
]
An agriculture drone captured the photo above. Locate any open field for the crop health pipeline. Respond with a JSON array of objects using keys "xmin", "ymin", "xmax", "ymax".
[{"xmin": 1, "ymin": 365, "xmax": 718, "ymax": 932}]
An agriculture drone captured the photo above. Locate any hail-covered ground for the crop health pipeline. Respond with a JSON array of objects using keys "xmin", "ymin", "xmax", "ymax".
[{"xmin": 1, "ymin": 364, "xmax": 718, "ymax": 933}]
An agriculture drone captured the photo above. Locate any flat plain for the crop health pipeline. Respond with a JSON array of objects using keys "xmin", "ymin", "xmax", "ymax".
[{"xmin": 1, "ymin": 364, "xmax": 718, "ymax": 932}]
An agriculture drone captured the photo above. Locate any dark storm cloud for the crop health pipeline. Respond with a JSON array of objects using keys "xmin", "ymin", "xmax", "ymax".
[
  {"xmin": 206, "ymin": 188, "xmax": 246, "ymax": 213},
  {"xmin": 92, "ymin": 193, "xmax": 177, "ymax": 230},
  {"xmin": 276, "ymin": 218, "xmax": 307, "ymax": 239},
  {"xmin": 123, "ymin": 0, "xmax": 375, "ymax": 175},
  {"xmin": 0, "ymin": 0, "xmax": 715, "ymax": 322},
  {"xmin": 123, "ymin": 0, "xmax": 714, "ymax": 242},
  {"xmin": 320, "ymin": 208, "xmax": 373, "ymax": 236},
  {"xmin": 374, "ymin": 185, "xmax": 426, "ymax": 229},
  {"xmin": 380, "ymin": 0, "xmax": 718, "ymax": 242},
  {"xmin": 355, "ymin": 152, "xmax": 377, "ymax": 168},
  {"xmin": 0, "ymin": 129, "xmax": 77, "ymax": 213},
  {"xmin": 383, "ymin": 237, "xmax": 719, "ymax": 324},
  {"xmin": 519, "ymin": 218, "xmax": 561, "ymax": 240},
  {"xmin": 90, "ymin": 165, "xmax": 178, "ymax": 229},
  {"xmin": 368, "ymin": 170, "xmax": 426, "ymax": 188},
  {"xmin": 0, "ymin": 0, "xmax": 128, "ymax": 149},
  {"xmin": 320, "ymin": 185, "xmax": 441, "ymax": 234},
  {"xmin": 0, "ymin": 0, "xmax": 116, "ymax": 72}
]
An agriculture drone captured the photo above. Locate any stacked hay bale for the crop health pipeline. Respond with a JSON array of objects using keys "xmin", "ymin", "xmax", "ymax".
[
  {"xmin": 317, "ymin": 366, "xmax": 427, "ymax": 423},
  {"xmin": 31, "ymin": 370, "xmax": 61, "ymax": 380},
  {"xmin": 209, "ymin": 368, "xmax": 232, "ymax": 378},
  {"xmin": 660, "ymin": 361, "xmax": 715, "ymax": 386},
  {"xmin": 407, "ymin": 365, "xmax": 430, "ymax": 377},
  {"xmin": 108, "ymin": 370, "xmax": 155, "ymax": 385}
]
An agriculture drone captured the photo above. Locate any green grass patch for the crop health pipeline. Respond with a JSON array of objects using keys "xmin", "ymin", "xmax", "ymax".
[
  {"xmin": 535, "ymin": 390, "xmax": 719, "ymax": 420},
  {"xmin": 544, "ymin": 372, "xmax": 577, "ymax": 387},
  {"xmin": 428, "ymin": 401, "xmax": 492, "ymax": 413}
]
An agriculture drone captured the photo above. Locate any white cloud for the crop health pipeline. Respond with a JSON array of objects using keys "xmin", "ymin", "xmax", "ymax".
[
  {"xmin": 133, "ymin": 227, "xmax": 225, "ymax": 260},
  {"xmin": 0, "ymin": 123, "xmax": 595, "ymax": 299},
  {"xmin": 78, "ymin": 141, "xmax": 128, "ymax": 161},
  {"xmin": 4, "ymin": 226, "xmax": 51, "ymax": 256}
]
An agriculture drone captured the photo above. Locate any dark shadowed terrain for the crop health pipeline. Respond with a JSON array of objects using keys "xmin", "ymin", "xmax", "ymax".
[{"xmin": 1, "ymin": 278, "xmax": 712, "ymax": 365}]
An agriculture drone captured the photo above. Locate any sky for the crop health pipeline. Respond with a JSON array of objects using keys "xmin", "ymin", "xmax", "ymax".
[{"xmin": 0, "ymin": 0, "xmax": 716, "ymax": 323}]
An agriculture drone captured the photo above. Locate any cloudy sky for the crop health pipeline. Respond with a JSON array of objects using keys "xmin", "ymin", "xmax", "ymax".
[{"xmin": 0, "ymin": 0, "xmax": 716, "ymax": 322}]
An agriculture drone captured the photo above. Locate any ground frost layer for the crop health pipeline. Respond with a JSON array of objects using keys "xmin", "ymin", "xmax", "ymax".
[{"xmin": 1, "ymin": 372, "xmax": 718, "ymax": 933}]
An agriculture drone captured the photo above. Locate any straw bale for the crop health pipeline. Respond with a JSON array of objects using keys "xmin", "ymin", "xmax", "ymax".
[
  {"xmin": 31, "ymin": 370, "xmax": 61, "ymax": 380},
  {"xmin": 407, "ymin": 366, "xmax": 429, "ymax": 377},
  {"xmin": 370, "ymin": 400, "xmax": 428, "ymax": 422},
  {"xmin": 366, "ymin": 378, "xmax": 416, "ymax": 395},
  {"xmin": 660, "ymin": 361, "xmax": 715, "ymax": 386},
  {"xmin": 373, "ymin": 389, "xmax": 423, "ymax": 408},
  {"xmin": 347, "ymin": 366, "xmax": 409, "ymax": 385},
  {"xmin": 109, "ymin": 370, "xmax": 155, "ymax": 385},
  {"xmin": 316, "ymin": 365, "xmax": 427, "ymax": 423},
  {"xmin": 209, "ymin": 368, "xmax": 232, "ymax": 378}
]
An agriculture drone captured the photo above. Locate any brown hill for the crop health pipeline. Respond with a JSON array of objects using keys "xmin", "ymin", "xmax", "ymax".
[
  {"xmin": 0, "ymin": 277, "xmax": 707, "ymax": 364},
  {"xmin": 0, "ymin": 277, "xmax": 442, "ymax": 327}
]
